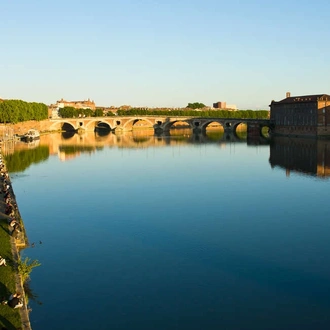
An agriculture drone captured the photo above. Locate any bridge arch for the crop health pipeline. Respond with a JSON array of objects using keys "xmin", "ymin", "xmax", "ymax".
[
  {"xmin": 49, "ymin": 121, "xmax": 76, "ymax": 132},
  {"xmin": 122, "ymin": 118, "xmax": 155, "ymax": 130},
  {"xmin": 260, "ymin": 123, "xmax": 272, "ymax": 138},
  {"xmin": 162, "ymin": 119, "xmax": 194, "ymax": 131},
  {"xmin": 85, "ymin": 120, "xmax": 113, "ymax": 131},
  {"xmin": 231, "ymin": 122, "xmax": 248, "ymax": 139},
  {"xmin": 201, "ymin": 120, "xmax": 225, "ymax": 131}
]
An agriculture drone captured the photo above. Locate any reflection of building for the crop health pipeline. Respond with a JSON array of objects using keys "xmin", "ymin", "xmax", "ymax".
[
  {"xmin": 270, "ymin": 92, "xmax": 330, "ymax": 137},
  {"xmin": 269, "ymin": 137, "xmax": 330, "ymax": 178},
  {"xmin": 58, "ymin": 150, "xmax": 81, "ymax": 162},
  {"xmin": 213, "ymin": 101, "xmax": 237, "ymax": 110}
]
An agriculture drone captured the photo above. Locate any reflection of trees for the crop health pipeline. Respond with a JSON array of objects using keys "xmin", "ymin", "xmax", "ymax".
[
  {"xmin": 4, "ymin": 146, "xmax": 49, "ymax": 173},
  {"xmin": 59, "ymin": 145, "xmax": 101, "ymax": 155},
  {"xmin": 132, "ymin": 136, "xmax": 151, "ymax": 143},
  {"xmin": 24, "ymin": 281, "xmax": 42, "ymax": 306},
  {"xmin": 235, "ymin": 130, "xmax": 247, "ymax": 139},
  {"xmin": 206, "ymin": 131, "xmax": 225, "ymax": 141}
]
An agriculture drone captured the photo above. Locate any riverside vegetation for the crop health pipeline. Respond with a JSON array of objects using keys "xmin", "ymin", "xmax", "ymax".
[
  {"xmin": 0, "ymin": 205, "xmax": 41, "ymax": 329},
  {"xmin": 0, "ymin": 215, "xmax": 21, "ymax": 329},
  {"xmin": 0, "ymin": 99, "xmax": 48, "ymax": 123},
  {"xmin": 58, "ymin": 106, "xmax": 269, "ymax": 119},
  {"xmin": 0, "ymin": 158, "xmax": 41, "ymax": 329},
  {"xmin": 0, "ymin": 98, "xmax": 269, "ymax": 121}
]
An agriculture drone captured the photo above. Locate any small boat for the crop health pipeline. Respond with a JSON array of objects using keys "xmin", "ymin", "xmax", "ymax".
[{"xmin": 22, "ymin": 129, "xmax": 40, "ymax": 142}]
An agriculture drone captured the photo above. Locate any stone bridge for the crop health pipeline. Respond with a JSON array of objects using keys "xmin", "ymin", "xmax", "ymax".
[{"xmin": 49, "ymin": 116, "xmax": 272, "ymax": 137}]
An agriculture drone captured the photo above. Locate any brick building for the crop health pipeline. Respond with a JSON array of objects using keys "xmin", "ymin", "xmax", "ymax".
[
  {"xmin": 55, "ymin": 98, "xmax": 96, "ymax": 110},
  {"xmin": 270, "ymin": 92, "xmax": 330, "ymax": 137},
  {"xmin": 213, "ymin": 101, "xmax": 227, "ymax": 109},
  {"xmin": 213, "ymin": 101, "xmax": 237, "ymax": 110}
]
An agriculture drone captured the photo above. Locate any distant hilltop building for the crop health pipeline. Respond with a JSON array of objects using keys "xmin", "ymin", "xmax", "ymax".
[
  {"xmin": 48, "ymin": 98, "xmax": 96, "ymax": 119},
  {"xmin": 213, "ymin": 101, "xmax": 237, "ymax": 110},
  {"xmin": 270, "ymin": 92, "xmax": 330, "ymax": 137},
  {"xmin": 55, "ymin": 98, "xmax": 96, "ymax": 110}
]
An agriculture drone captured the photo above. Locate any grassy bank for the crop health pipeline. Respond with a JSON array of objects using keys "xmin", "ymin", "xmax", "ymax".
[{"xmin": 0, "ymin": 215, "xmax": 22, "ymax": 329}]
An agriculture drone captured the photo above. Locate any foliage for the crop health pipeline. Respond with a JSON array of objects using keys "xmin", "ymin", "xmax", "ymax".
[
  {"xmin": 0, "ymin": 216, "xmax": 22, "ymax": 328},
  {"xmin": 186, "ymin": 102, "xmax": 206, "ymax": 109},
  {"xmin": 17, "ymin": 257, "xmax": 41, "ymax": 283},
  {"xmin": 94, "ymin": 108, "xmax": 104, "ymax": 117},
  {"xmin": 58, "ymin": 106, "xmax": 76, "ymax": 118},
  {"xmin": 4, "ymin": 146, "xmax": 49, "ymax": 173},
  {"xmin": 58, "ymin": 106, "xmax": 94, "ymax": 118},
  {"xmin": 116, "ymin": 108, "xmax": 269, "ymax": 119},
  {"xmin": 0, "ymin": 99, "xmax": 48, "ymax": 123},
  {"xmin": 58, "ymin": 106, "xmax": 109, "ymax": 118}
]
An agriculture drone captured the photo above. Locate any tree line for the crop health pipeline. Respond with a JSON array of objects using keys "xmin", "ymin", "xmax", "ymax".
[
  {"xmin": 0, "ymin": 99, "xmax": 48, "ymax": 123},
  {"xmin": 0, "ymin": 99, "xmax": 269, "ymax": 122},
  {"xmin": 58, "ymin": 107, "xmax": 115, "ymax": 118},
  {"xmin": 117, "ymin": 108, "xmax": 269, "ymax": 119}
]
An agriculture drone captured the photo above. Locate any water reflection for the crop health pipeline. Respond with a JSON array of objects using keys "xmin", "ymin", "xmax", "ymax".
[
  {"xmin": 8, "ymin": 130, "xmax": 330, "ymax": 329},
  {"xmin": 6, "ymin": 130, "xmax": 330, "ymax": 178},
  {"xmin": 269, "ymin": 137, "xmax": 330, "ymax": 178},
  {"xmin": 61, "ymin": 131, "xmax": 75, "ymax": 139},
  {"xmin": 3, "ymin": 145, "xmax": 49, "ymax": 173}
]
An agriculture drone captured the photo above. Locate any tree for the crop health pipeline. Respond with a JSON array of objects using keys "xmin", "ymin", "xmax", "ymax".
[
  {"xmin": 94, "ymin": 108, "xmax": 104, "ymax": 117},
  {"xmin": 58, "ymin": 106, "xmax": 76, "ymax": 118},
  {"xmin": 186, "ymin": 102, "xmax": 206, "ymax": 110}
]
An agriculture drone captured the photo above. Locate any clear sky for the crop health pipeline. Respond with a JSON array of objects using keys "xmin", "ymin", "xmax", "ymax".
[{"xmin": 1, "ymin": 0, "xmax": 330, "ymax": 109}]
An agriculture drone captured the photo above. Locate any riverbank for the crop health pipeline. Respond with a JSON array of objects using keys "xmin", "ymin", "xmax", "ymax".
[{"xmin": 0, "ymin": 146, "xmax": 31, "ymax": 330}]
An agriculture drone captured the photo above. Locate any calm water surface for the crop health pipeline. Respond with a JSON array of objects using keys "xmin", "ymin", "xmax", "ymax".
[{"xmin": 6, "ymin": 131, "xmax": 330, "ymax": 330}]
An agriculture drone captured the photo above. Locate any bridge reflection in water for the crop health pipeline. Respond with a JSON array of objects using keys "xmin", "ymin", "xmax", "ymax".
[
  {"xmin": 4, "ymin": 129, "xmax": 330, "ymax": 179},
  {"xmin": 47, "ymin": 128, "xmax": 258, "ymax": 153}
]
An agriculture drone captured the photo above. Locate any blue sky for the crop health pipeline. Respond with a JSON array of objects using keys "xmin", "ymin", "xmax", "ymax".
[{"xmin": 1, "ymin": 0, "xmax": 330, "ymax": 109}]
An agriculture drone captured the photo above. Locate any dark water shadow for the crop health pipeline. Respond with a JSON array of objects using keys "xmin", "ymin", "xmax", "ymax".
[
  {"xmin": 61, "ymin": 131, "xmax": 76, "ymax": 139},
  {"xmin": 94, "ymin": 128, "xmax": 111, "ymax": 137},
  {"xmin": 24, "ymin": 282, "xmax": 42, "ymax": 306}
]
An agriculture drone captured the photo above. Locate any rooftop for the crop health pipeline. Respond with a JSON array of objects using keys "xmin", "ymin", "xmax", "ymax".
[{"xmin": 273, "ymin": 94, "xmax": 330, "ymax": 104}]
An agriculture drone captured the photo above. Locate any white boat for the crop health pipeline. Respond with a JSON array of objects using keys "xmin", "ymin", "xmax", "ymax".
[{"xmin": 22, "ymin": 129, "xmax": 40, "ymax": 142}]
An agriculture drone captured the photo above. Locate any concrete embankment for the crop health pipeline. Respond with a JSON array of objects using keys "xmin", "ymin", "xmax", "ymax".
[{"xmin": 0, "ymin": 145, "xmax": 32, "ymax": 330}]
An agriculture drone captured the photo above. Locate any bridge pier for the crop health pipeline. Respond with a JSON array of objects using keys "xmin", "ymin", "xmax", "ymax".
[
  {"xmin": 193, "ymin": 127, "xmax": 202, "ymax": 134},
  {"xmin": 154, "ymin": 126, "xmax": 164, "ymax": 134},
  {"xmin": 247, "ymin": 123, "xmax": 262, "ymax": 138}
]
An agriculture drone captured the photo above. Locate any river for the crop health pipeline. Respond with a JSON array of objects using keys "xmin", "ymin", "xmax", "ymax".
[{"xmin": 5, "ymin": 130, "xmax": 330, "ymax": 330}]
